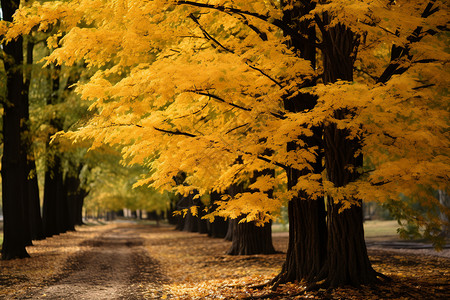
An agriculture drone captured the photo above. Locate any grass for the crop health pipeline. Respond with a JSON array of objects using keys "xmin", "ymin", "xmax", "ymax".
[
  {"xmin": 273, "ymin": 219, "xmax": 401, "ymax": 238},
  {"xmin": 364, "ymin": 220, "xmax": 399, "ymax": 237}
]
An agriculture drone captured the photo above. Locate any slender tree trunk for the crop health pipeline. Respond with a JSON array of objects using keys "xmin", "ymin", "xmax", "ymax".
[
  {"xmin": 75, "ymin": 188, "xmax": 88, "ymax": 226},
  {"xmin": 1, "ymin": 0, "xmax": 31, "ymax": 259},
  {"xmin": 24, "ymin": 40, "xmax": 45, "ymax": 241},
  {"xmin": 42, "ymin": 65, "xmax": 68, "ymax": 236},
  {"xmin": 167, "ymin": 198, "xmax": 178, "ymax": 225}
]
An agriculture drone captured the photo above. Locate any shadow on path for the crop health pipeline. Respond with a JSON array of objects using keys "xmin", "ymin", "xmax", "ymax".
[{"xmin": 23, "ymin": 225, "xmax": 167, "ymax": 300}]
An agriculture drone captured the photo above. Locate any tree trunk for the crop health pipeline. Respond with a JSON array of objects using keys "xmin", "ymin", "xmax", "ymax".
[
  {"xmin": 26, "ymin": 158, "xmax": 45, "ymax": 240},
  {"xmin": 207, "ymin": 191, "xmax": 228, "ymax": 239},
  {"xmin": 167, "ymin": 198, "xmax": 178, "ymax": 225},
  {"xmin": 43, "ymin": 154, "xmax": 65, "ymax": 236},
  {"xmin": 42, "ymin": 65, "xmax": 69, "ymax": 236},
  {"xmin": 224, "ymin": 218, "xmax": 235, "ymax": 241},
  {"xmin": 180, "ymin": 190, "xmax": 208, "ymax": 233},
  {"xmin": 274, "ymin": 0, "xmax": 327, "ymax": 284},
  {"xmin": 227, "ymin": 218, "xmax": 276, "ymax": 255},
  {"xmin": 75, "ymin": 188, "xmax": 88, "ymax": 226},
  {"xmin": 226, "ymin": 181, "xmax": 276, "ymax": 255},
  {"xmin": 1, "ymin": 0, "xmax": 31, "ymax": 259},
  {"xmin": 183, "ymin": 208, "xmax": 199, "ymax": 232},
  {"xmin": 438, "ymin": 190, "xmax": 450, "ymax": 237},
  {"xmin": 318, "ymin": 20, "xmax": 382, "ymax": 287},
  {"xmin": 64, "ymin": 164, "xmax": 84, "ymax": 231},
  {"xmin": 24, "ymin": 40, "xmax": 45, "ymax": 241}
]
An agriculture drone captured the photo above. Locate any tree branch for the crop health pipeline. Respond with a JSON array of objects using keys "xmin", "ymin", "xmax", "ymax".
[
  {"xmin": 188, "ymin": 12, "xmax": 284, "ymax": 88},
  {"xmin": 188, "ymin": 90, "xmax": 251, "ymax": 111},
  {"xmin": 189, "ymin": 13, "xmax": 232, "ymax": 52},
  {"xmin": 230, "ymin": 12, "xmax": 268, "ymax": 41},
  {"xmin": 225, "ymin": 123, "xmax": 250, "ymax": 134},
  {"xmin": 377, "ymin": 1, "xmax": 440, "ymax": 84},
  {"xmin": 256, "ymin": 155, "xmax": 288, "ymax": 171},
  {"xmin": 153, "ymin": 127, "xmax": 197, "ymax": 137},
  {"xmin": 107, "ymin": 122, "xmax": 288, "ymax": 169},
  {"xmin": 176, "ymin": 0, "xmax": 302, "ymax": 41}
]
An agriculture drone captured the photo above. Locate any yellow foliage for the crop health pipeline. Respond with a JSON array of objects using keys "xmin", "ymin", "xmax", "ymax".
[{"xmin": 7, "ymin": 0, "xmax": 448, "ymax": 229}]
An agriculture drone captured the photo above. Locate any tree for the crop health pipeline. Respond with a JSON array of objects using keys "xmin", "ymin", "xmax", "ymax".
[
  {"xmin": 24, "ymin": 35, "xmax": 45, "ymax": 241},
  {"xmin": 7, "ymin": 0, "xmax": 449, "ymax": 286},
  {"xmin": 206, "ymin": 191, "xmax": 228, "ymax": 238},
  {"xmin": 226, "ymin": 180, "xmax": 276, "ymax": 255},
  {"xmin": 1, "ymin": 0, "xmax": 31, "ymax": 259},
  {"xmin": 272, "ymin": 0, "xmax": 327, "ymax": 284},
  {"xmin": 316, "ymin": 18, "xmax": 381, "ymax": 287}
]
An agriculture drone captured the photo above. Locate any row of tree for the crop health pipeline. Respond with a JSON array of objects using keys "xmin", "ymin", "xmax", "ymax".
[
  {"xmin": 1, "ymin": 0, "xmax": 448, "ymax": 290},
  {"xmin": 0, "ymin": 0, "xmax": 91, "ymax": 259}
]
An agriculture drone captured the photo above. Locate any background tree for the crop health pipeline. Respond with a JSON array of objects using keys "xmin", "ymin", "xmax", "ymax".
[{"xmin": 1, "ymin": 0, "xmax": 32, "ymax": 259}]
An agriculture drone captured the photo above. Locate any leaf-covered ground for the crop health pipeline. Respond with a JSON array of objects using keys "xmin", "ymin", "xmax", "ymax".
[{"xmin": 1, "ymin": 222, "xmax": 449, "ymax": 299}]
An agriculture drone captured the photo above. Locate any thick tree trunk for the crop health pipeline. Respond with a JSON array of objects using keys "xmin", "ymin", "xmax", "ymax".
[
  {"xmin": 196, "ymin": 205, "xmax": 209, "ymax": 234},
  {"xmin": 207, "ymin": 191, "xmax": 228, "ymax": 239},
  {"xmin": 43, "ymin": 154, "xmax": 65, "ymax": 236},
  {"xmin": 226, "ymin": 181, "xmax": 276, "ymax": 255},
  {"xmin": 75, "ymin": 188, "xmax": 88, "ymax": 226},
  {"xmin": 182, "ymin": 192, "xmax": 208, "ymax": 233},
  {"xmin": 224, "ymin": 218, "xmax": 235, "ymax": 241},
  {"xmin": 227, "ymin": 218, "xmax": 276, "ymax": 255},
  {"xmin": 274, "ymin": 0, "xmax": 327, "ymax": 284},
  {"xmin": 207, "ymin": 217, "xmax": 228, "ymax": 238},
  {"xmin": 1, "ymin": 0, "xmax": 31, "ymax": 259},
  {"xmin": 183, "ymin": 209, "xmax": 199, "ymax": 232},
  {"xmin": 275, "ymin": 94, "xmax": 327, "ymax": 284},
  {"xmin": 318, "ymin": 20, "xmax": 382, "ymax": 287}
]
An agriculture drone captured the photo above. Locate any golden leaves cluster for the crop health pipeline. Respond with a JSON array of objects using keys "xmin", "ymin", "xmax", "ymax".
[{"xmin": 5, "ymin": 0, "xmax": 448, "ymax": 226}]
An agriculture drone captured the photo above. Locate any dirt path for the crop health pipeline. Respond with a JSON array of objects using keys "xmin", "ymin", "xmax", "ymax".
[{"xmin": 23, "ymin": 225, "xmax": 165, "ymax": 300}]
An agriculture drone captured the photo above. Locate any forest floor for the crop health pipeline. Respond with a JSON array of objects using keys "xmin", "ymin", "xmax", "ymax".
[{"xmin": 0, "ymin": 221, "xmax": 449, "ymax": 299}]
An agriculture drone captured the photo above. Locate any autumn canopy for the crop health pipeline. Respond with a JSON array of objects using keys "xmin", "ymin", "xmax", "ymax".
[{"xmin": 1, "ymin": 0, "xmax": 449, "ymax": 289}]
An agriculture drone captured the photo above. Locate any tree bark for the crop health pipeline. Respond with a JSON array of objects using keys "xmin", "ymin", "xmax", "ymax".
[
  {"xmin": 317, "ymin": 20, "xmax": 382, "ymax": 287},
  {"xmin": 24, "ymin": 40, "xmax": 45, "ymax": 241},
  {"xmin": 42, "ymin": 65, "xmax": 70, "ymax": 236},
  {"xmin": 224, "ymin": 217, "xmax": 235, "ymax": 241},
  {"xmin": 182, "ymin": 191, "xmax": 208, "ymax": 233},
  {"xmin": 43, "ymin": 154, "xmax": 65, "ymax": 236},
  {"xmin": 207, "ymin": 191, "xmax": 228, "ymax": 239},
  {"xmin": 1, "ymin": 0, "xmax": 31, "ymax": 259},
  {"xmin": 226, "ymin": 181, "xmax": 276, "ymax": 255},
  {"xmin": 227, "ymin": 218, "xmax": 276, "ymax": 255},
  {"xmin": 274, "ymin": 0, "xmax": 327, "ymax": 284}
]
